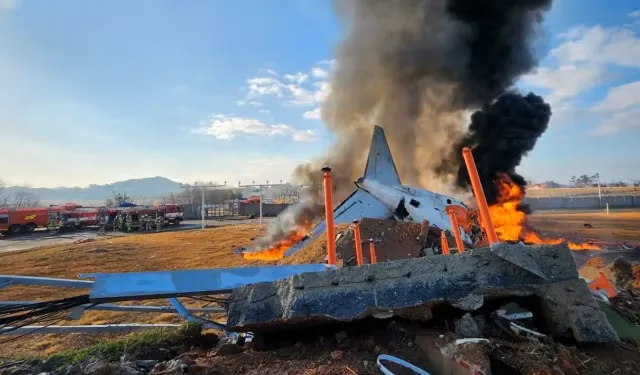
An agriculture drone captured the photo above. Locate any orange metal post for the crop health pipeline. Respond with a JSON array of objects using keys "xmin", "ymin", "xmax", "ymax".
[
  {"xmin": 461, "ymin": 147, "xmax": 499, "ymax": 244},
  {"xmin": 322, "ymin": 166, "xmax": 336, "ymax": 265},
  {"xmin": 447, "ymin": 210, "xmax": 465, "ymax": 252},
  {"xmin": 352, "ymin": 220, "xmax": 364, "ymax": 266},
  {"xmin": 440, "ymin": 230, "xmax": 450, "ymax": 255},
  {"xmin": 369, "ymin": 239, "xmax": 377, "ymax": 264}
]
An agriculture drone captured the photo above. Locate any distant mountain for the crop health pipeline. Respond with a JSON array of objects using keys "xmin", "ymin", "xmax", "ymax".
[{"xmin": 5, "ymin": 177, "xmax": 182, "ymax": 205}]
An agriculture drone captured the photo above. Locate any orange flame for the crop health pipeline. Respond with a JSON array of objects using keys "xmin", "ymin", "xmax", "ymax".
[
  {"xmin": 243, "ymin": 222, "xmax": 313, "ymax": 261},
  {"xmin": 489, "ymin": 174, "xmax": 600, "ymax": 251}
]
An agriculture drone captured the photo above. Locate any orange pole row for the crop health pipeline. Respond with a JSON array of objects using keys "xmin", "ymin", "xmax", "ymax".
[
  {"xmin": 322, "ymin": 166, "xmax": 336, "ymax": 266},
  {"xmin": 352, "ymin": 220, "xmax": 364, "ymax": 266},
  {"xmin": 440, "ymin": 230, "xmax": 450, "ymax": 255},
  {"xmin": 369, "ymin": 239, "xmax": 377, "ymax": 264},
  {"xmin": 461, "ymin": 147, "xmax": 499, "ymax": 244},
  {"xmin": 447, "ymin": 210, "xmax": 465, "ymax": 253}
]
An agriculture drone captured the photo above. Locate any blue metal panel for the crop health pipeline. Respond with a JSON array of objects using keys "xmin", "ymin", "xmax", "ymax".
[
  {"xmin": 0, "ymin": 275, "xmax": 93, "ymax": 289},
  {"xmin": 82, "ymin": 264, "xmax": 331, "ymax": 302}
]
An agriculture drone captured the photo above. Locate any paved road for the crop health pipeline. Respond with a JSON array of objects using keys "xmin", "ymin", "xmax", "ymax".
[
  {"xmin": 0, "ymin": 224, "xmax": 200, "ymax": 253},
  {"xmin": 0, "ymin": 218, "xmax": 276, "ymax": 254}
]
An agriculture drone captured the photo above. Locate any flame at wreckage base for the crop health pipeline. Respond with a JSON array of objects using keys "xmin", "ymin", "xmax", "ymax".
[
  {"xmin": 244, "ymin": 175, "xmax": 600, "ymax": 261},
  {"xmin": 490, "ymin": 173, "xmax": 600, "ymax": 251}
]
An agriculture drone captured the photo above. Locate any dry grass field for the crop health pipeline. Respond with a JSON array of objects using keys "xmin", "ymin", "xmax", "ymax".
[{"xmin": 1, "ymin": 209, "xmax": 639, "ymax": 357}]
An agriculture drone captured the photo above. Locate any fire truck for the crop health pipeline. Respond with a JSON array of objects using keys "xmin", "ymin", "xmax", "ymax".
[
  {"xmin": 0, "ymin": 203, "xmax": 183, "ymax": 235},
  {"xmin": 0, "ymin": 207, "xmax": 63, "ymax": 234}
]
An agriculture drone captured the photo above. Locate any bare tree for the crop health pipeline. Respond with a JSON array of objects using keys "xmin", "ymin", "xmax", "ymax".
[
  {"xmin": 0, "ymin": 179, "xmax": 7, "ymax": 209},
  {"xmin": 11, "ymin": 189, "xmax": 40, "ymax": 208}
]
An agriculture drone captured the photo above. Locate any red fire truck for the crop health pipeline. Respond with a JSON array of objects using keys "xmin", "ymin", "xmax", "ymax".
[
  {"xmin": 0, "ymin": 203, "xmax": 184, "ymax": 235},
  {"xmin": 0, "ymin": 207, "xmax": 59, "ymax": 234}
]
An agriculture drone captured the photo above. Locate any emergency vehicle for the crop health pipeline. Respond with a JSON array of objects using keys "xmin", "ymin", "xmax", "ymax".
[{"xmin": 0, "ymin": 207, "xmax": 59, "ymax": 234}]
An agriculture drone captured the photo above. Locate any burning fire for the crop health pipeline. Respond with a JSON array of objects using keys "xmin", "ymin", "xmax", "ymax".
[
  {"xmin": 242, "ymin": 226, "xmax": 312, "ymax": 261},
  {"xmin": 488, "ymin": 174, "xmax": 600, "ymax": 251}
]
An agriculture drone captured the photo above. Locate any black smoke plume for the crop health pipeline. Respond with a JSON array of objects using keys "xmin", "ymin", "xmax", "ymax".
[{"xmin": 437, "ymin": 92, "xmax": 552, "ymax": 205}]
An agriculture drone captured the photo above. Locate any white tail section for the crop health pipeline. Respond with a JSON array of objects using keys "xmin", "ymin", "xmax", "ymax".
[{"xmin": 363, "ymin": 125, "xmax": 401, "ymax": 186}]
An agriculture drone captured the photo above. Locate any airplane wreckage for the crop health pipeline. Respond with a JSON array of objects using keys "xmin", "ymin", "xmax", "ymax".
[{"xmin": 0, "ymin": 125, "xmax": 624, "ymax": 365}]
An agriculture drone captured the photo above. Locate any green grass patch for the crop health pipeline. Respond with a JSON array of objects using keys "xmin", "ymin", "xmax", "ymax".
[{"xmin": 50, "ymin": 323, "xmax": 203, "ymax": 365}]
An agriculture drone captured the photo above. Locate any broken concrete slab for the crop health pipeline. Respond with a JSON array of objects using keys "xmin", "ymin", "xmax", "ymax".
[{"xmin": 227, "ymin": 243, "xmax": 618, "ymax": 343}]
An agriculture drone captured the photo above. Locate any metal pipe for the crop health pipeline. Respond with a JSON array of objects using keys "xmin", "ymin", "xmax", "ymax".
[
  {"xmin": 169, "ymin": 298, "xmax": 226, "ymax": 331},
  {"xmin": 259, "ymin": 185, "xmax": 263, "ymax": 229},
  {"xmin": 0, "ymin": 324, "xmax": 181, "ymax": 335},
  {"xmin": 352, "ymin": 220, "xmax": 364, "ymax": 266},
  {"xmin": 447, "ymin": 210, "xmax": 465, "ymax": 253},
  {"xmin": 369, "ymin": 239, "xmax": 377, "ymax": 264},
  {"xmin": 440, "ymin": 230, "xmax": 450, "ymax": 255},
  {"xmin": 0, "ymin": 301, "xmax": 225, "ymax": 313},
  {"xmin": 0, "ymin": 275, "xmax": 93, "ymax": 289},
  {"xmin": 201, "ymin": 186, "xmax": 205, "ymax": 231},
  {"xmin": 461, "ymin": 147, "xmax": 499, "ymax": 244},
  {"xmin": 322, "ymin": 166, "xmax": 337, "ymax": 266}
]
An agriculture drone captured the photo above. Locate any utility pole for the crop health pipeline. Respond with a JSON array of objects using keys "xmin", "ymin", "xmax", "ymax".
[
  {"xmin": 179, "ymin": 181, "xmax": 227, "ymax": 231},
  {"xmin": 595, "ymin": 173, "xmax": 602, "ymax": 207}
]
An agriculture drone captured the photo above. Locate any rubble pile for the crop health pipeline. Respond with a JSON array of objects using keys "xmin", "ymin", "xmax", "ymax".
[
  {"xmin": 335, "ymin": 218, "xmax": 443, "ymax": 265},
  {"xmin": 228, "ymin": 242, "xmax": 618, "ymax": 344}
]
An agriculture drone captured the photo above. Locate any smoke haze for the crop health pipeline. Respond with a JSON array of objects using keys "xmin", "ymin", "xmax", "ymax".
[{"xmin": 257, "ymin": 0, "xmax": 554, "ymax": 248}]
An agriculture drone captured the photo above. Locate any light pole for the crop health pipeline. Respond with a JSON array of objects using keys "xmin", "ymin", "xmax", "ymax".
[{"xmin": 595, "ymin": 173, "xmax": 602, "ymax": 207}]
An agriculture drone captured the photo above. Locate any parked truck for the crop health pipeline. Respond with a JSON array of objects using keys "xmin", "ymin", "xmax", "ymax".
[{"xmin": 0, "ymin": 207, "xmax": 60, "ymax": 234}]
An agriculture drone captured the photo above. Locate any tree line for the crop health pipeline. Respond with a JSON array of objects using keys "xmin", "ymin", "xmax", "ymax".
[{"xmin": 0, "ymin": 179, "xmax": 40, "ymax": 209}]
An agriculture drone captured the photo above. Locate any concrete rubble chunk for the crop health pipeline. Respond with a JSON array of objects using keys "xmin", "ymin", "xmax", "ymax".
[
  {"xmin": 455, "ymin": 313, "xmax": 482, "ymax": 338},
  {"xmin": 227, "ymin": 243, "xmax": 618, "ymax": 343}
]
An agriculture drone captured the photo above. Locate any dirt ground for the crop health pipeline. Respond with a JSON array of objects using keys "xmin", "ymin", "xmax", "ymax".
[
  {"xmin": 529, "ymin": 209, "xmax": 640, "ymax": 244},
  {"xmin": 1, "ymin": 209, "xmax": 640, "ymax": 359}
]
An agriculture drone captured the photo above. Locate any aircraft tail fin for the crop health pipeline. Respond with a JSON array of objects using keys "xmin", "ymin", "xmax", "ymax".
[{"xmin": 362, "ymin": 125, "xmax": 401, "ymax": 186}]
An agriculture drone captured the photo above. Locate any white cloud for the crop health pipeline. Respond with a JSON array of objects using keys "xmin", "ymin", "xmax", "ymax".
[
  {"xmin": 524, "ymin": 24, "xmax": 640, "ymax": 132},
  {"xmin": 199, "ymin": 115, "xmax": 316, "ymax": 142},
  {"xmin": 236, "ymin": 100, "xmax": 263, "ymax": 107},
  {"xmin": 311, "ymin": 67, "xmax": 329, "ymax": 79},
  {"xmin": 283, "ymin": 72, "xmax": 308, "ymax": 84},
  {"xmin": 551, "ymin": 26, "xmax": 640, "ymax": 67},
  {"xmin": 292, "ymin": 129, "xmax": 317, "ymax": 142},
  {"xmin": 303, "ymin": 107, "xmax": 321, "ymax": 120},
  {"xmin": 592, "ymin": 81, "xmax": 640, "ymax": 112},
  {"xmin": 590, "ymin": 81, "xmax": 640, "ymax": 135},
  {"xmin": 258, "ymin": 108, "xmax": 271, "ymax": 115},
  {"xmin": 591, "ymin": 106, "xmax": 640, "ymax": 135},
  {"xmin": 241, "ymin": 60, "xmax": 333, "ymax": 117},
  {"xmin": 628, "ymin": 10, "xmax": 640, "ymax": 18},
  {"xmin": 246, "ymin": 77, "xmax": 285, "ymax": 98},
  {"xmin": 0, "ymin": 0, "xmax": 19, "ymax": 10},
  {"xmin": 522, "ymin": 64, "xmax": 610, "ymax": 101}
]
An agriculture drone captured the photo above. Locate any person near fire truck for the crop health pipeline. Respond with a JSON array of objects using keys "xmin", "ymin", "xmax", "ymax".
[
  {"xmin": 155, "ymin": 214, "xmax": 163, "ymax": 232},
  {"xmin": 113, "ymin": 212, "xmax": 123, "ymax": 232},
  {"xmin": 125, "ymin": 213, "xmax": 133, "ymax": 232},
  {"xmin": 141, "ymin": 214, "xmax": 151, "ymax": 231},
  {"xmin": 47, "ymin": 216, "xmax": 59, "ymax": 234}
]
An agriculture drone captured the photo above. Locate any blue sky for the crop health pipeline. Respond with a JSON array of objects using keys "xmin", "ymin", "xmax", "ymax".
[{"xmin": 0, "ymin": 0, "xmax": 639, "ymax": 188}]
